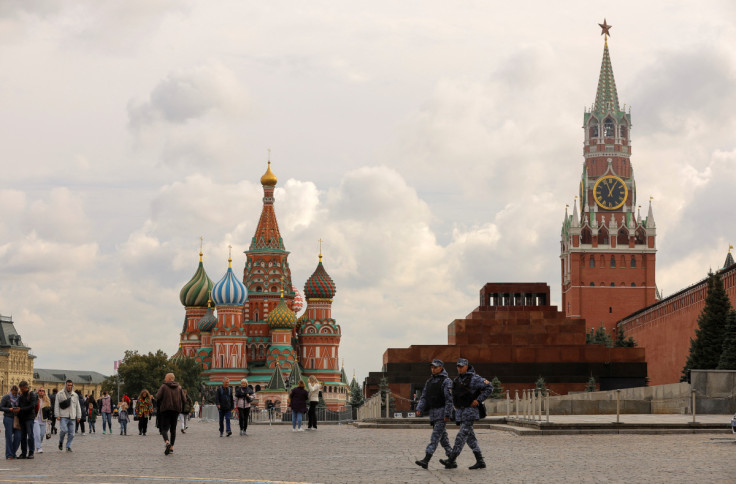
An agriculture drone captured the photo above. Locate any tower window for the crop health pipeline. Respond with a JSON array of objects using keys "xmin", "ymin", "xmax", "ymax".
[
  {"xmin": 620, "ymin": 125, "xmax": 628, "ymax": 139},
  {"xmin": 609, "ymin": 307, "xmax": 613, "ymax": 313},
  {"xmin": 631, "ymin": 283, "xmax": 636, "ymax": 287},
  {"xmin": 589, "ymin": 256, "xmax": 595, "ymax": 268},
  {"xmin": 604, "ymin": 118, "xmax": 615, "ymax": 137},
  {"xmin": 590, "ymin": 282, "xmax": 595, "ymax": 287},
  {"xmin": 630, "ymin": 256, "xmax": 637, "ymax": 268},
  {"xmin": 590, "ymin": 124, "xmax": 599, "ymax": 138},
  {"xmin": 610, "ymin": 256, "xmax": 616, "ymax": 268},
  {"xmin": 610, "ymin": 282, "xmax": 615, "ymax": 287}
]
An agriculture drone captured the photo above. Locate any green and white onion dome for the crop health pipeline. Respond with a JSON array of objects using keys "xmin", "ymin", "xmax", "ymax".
[{"xmin": 179, "ymin": 252, "xmax": 214, "ymax": 307}]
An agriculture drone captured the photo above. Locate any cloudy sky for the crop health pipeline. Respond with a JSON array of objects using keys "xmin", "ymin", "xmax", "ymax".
[{"xmin": 1, "ymin": 1, "xmax": 735, "ymax": 382}]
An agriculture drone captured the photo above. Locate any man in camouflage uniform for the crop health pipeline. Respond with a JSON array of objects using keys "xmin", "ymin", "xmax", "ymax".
[
  {"xmin": 440, "ymin": 358, "xmax": 492, "ymax": 470},
  {"xmin": 414, "ymin": 359, "xmax": 453, "ymax": 469}
]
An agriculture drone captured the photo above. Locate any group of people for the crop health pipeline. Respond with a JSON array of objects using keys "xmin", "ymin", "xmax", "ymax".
[
  {"xmin": 1, "ymin": 374, "xmax": 197, "ymax": 458},
  {"xmin": 214, "ymin": 377, "xmax": 255, "ymax": 437},
  {"xmin": 414, "ymin": 358, "xmax": 493, "ymax": 471},
  {"xmin": 286, "ymin": 375, "xmax": 322, "ymax": 431}
]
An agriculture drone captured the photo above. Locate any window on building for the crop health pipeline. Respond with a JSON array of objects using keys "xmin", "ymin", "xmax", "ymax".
[
  {"xmin": 604, "ymin": 118, "xmax": 615, "ymax": 137},
  {"xmin": 610, "ymin": 256, "xmax": 616, "ymax": 268},
  {"xmin": 590, "ymin": 123, "xmax": 599, "ymax": 139},
  {"xmin": 590, "ymin": 282, "xmax": 595, "ymax": 286},
  {"xmin": 631, "ymin": 283, "xmax": 636, "ymax": 287},
  {"xmin": 609, "ymin": 307, "xmax": 613, "ymax": 313},
  {"xmin": 620, "ymin": 125, "xmax": 628, "ymax": 139},
  {"xmin": 631, "ymin": 256, "xmax": 637, "ymax": 268},
  {"xmin": 610, "ymin": 282, "xmax": 615, "ymax": 287},
  {"xmin": 589, "ymin": 256, "xmax": 595, "ymax": 268}
]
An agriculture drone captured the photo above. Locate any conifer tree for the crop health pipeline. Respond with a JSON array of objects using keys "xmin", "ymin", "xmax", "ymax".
[
  {"xmin": 614, "ymin": 326, "xmax": 636, "ymax": 347},
  {"xmin": 535, "ymin": 376, "xmax": 547, "ymax": 394},
  {"xmin": 681, "ymin": 272, "xmax": 733, "ymax": 381},
  {"xmin": 349, "ymin": 383, "xmax": 365, "ymax": 408},
  {"xmin": 584, "ymin": 376, "xmax": 596, "ymax": 392},
  {"xmin": 490, "ymin": 377, "xmax": 504, "ymax": 399},
  {"xmin": 717, "ymin": 310, "xmax": 736, "ymax": 370}
]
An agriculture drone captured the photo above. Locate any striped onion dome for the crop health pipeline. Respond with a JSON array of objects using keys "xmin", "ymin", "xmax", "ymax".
[
  {"xmin": 198, "ymin": 306, "xmax": 217, "ymax": 332},
  {"xmin": 291, "ymin": 285, "xmax": 304, "ymax": 313},
  {"xmin": 211, "ymin": 257, "xmax": 247, "ymax": 306},
  {"xmin": 170, "ymin": 344, "xmax": 186, "ymax": 365},
  {"xmin": 304, "ymin": 255, "xmax": 336, "ymax": 299},
  {"xmin": 179, "ymin": 252, "xmax": 214, "ymax": 307},
  {"xmin": 267, "ymin": 297, "xmax": 297, "ymax": 330}
]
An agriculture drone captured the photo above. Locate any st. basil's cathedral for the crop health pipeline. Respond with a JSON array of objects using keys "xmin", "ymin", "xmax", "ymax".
[{"xmin": 171, "ymin": 162, "xmax": 349, "ymax": 410}]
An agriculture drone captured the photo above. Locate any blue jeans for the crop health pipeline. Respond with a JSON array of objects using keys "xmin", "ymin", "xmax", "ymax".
[
  {"xmin": 218, "ymin": 409, "xmax": 231, "ymax": 435},
  {"xmin": 59, "ymin": 417, "xmax": 75, "ymax": 449},
  {"xmin": 3, "ymin": 415, "xmax": 21, "ymax": 458},
  {"xmin": 19, "ymin": 419, "xmax": 34, "ymax": 457},
  {"xmin": 119, "ymin": 419, "xmax": 127, "ymax": 434},
  {"xmin": 292, "ymin": 411, "xmax": 303, "ymax": 429},
  {"xmin": 101, "ymin": 412, "xmax": 112, "ymax": 432}
]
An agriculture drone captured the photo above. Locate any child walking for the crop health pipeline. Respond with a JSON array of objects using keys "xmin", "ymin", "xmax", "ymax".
[
  {"xmin": 87, "ymin": 403, "xmax": 98, "ymax": 433},
  {"xmin": 118, "ymin": 401, "xmax": 130, "ymax": 435}
]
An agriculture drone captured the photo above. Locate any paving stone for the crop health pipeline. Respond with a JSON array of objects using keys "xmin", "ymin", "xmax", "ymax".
[{"xmin": 2, "ymin": 418, "xmax": 734, "ymax": 483}]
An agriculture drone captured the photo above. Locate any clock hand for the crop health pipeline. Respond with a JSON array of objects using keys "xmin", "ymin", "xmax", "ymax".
[{"xmin": 607, "ymin": 182, "xmax": 615, "ymax": 197}]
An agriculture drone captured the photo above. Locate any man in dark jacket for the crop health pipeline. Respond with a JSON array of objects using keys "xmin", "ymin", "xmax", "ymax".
[
  {"xmin": 414, "ymin": 359, "xmax": 454, "ymax": 469},
  {"xmin": 155, "ymin": 373, "xmax": 184, "ymax": 456},
  {"xmin": 216, "ymin": 378, "xmax": 234, "ymax": 437},
  {"xmin": 49, "ymin": 389, "xmax": 58, "ymax": 434},
  {"xmin": 440, "ymin": 358, "xmax": 492, "ymax": 470},
  {"xmin": 16, "ymin": 381, "xmax": 38, "ymax": 459}
]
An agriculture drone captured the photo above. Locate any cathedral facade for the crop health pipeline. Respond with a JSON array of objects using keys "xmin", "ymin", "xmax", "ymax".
[{"xmin": 173, "ymin": 162, "xmax": 349, "ymax": 410}]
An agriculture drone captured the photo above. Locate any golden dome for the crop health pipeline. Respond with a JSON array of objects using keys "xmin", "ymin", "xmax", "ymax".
[{"xmin": 260, "ymin": 161, "xmax": 277, "ymax": 186}]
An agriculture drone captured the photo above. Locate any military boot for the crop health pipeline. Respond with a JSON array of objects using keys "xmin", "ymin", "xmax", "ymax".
[
  {"xmin": 414, "ymin": 453, "xmax": 432, "ymax": 469},
  {"xmin": 439, "ymin": 453, "xmax": 457, "ymax": 469},
  {"xmin": 468, "ymin": 451, "xmax": 486, "ymax": 469}
]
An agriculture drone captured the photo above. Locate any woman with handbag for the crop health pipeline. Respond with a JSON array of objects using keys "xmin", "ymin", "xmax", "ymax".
[
  {"xmin": 135, "ymin": 389, "xmax": 153, "ymax": 436},
  {"xmin": 32, "ymin": 388, "xmax": 51, "ymax": 453},
  {"xmin": 0, "ymin": 385, "xmax": 21, "ymax": 459}
]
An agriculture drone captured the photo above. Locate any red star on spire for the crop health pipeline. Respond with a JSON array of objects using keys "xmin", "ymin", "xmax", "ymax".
[{"xmin": 599, "ymin": 19, "xmax": 612, "ymax": 38}]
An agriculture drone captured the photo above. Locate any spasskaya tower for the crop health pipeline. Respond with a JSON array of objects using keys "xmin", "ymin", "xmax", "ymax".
[{"xmin": 561, "ymin": 20, "xmax": 658, "ymax": 332}]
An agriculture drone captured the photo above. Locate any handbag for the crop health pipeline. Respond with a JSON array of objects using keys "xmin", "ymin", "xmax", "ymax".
[{"xmin": 13, "ymin": 416, "xmax": 20, "ymax": 430}]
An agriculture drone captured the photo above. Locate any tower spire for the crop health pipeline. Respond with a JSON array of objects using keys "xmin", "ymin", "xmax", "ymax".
[{"xmin": 593, "ymin": 19, "xmax": 621, "ymax": 116}]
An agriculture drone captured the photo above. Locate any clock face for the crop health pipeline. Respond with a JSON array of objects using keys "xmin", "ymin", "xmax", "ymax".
[{"xmin": 593, "ymin": 175, "xmax": 628, "ymax": 210}]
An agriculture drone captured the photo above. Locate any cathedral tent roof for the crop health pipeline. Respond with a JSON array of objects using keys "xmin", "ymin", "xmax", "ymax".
[
  {"xmin": 725, "ymin": 249, "xmax": 735, "ymax": 269},
  {"xmin": 267, "ymin": 365, "xmax": 287, "ymax": 391}
]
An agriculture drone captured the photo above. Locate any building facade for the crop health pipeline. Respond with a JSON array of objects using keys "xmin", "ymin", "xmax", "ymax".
[
  {"xmin": 0, "ymin": 314, "xmax": 35, "ymax": 394},
  {"xmin": 33, "ymin": 368, "xmax": 107, "ymax": 397},
  {"xmin": 560, "ymin": 32, "xmax": 658, "ymax": 333},
  {"xmin": 173, "ymin": 162, "xmax": 348, "ymax": 410}
]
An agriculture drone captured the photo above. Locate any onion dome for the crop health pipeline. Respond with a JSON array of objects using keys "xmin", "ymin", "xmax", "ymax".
[
  {"xmin": 170, "ymin": 344, "xmax": 186, "ymax": 365},
  {"xmin": 260, "ymin": 161, "xmax": 277, "ymax": 186},
  {"xmin": 179, "ymin": 251, "xmax": 214, "ymax": 307},
  {"xmin": 304, "ymin": 254, "xmax": 336, "ymax": 299},
  {"xmin": 291, "ymin": 285, "xmax": 304, "ymax": 313},
  {"xmin": 198, "ymin": 305, "xmax": 217, "ymax": 332},
  {"xmin": 211, "ymin": 256, "xmax": 248, "ymax": 306},
  {"xmin": 267, "ymin": 296, "xmax": 297, "ymax": 330}
]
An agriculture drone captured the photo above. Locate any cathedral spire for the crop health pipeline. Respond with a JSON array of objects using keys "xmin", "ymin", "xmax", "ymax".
[
  {"xmin": 592, "ymin": 20, "xmax": 621, "ymax": 117},
  {"xmin": 250, "ymin": 158, "xmax": 286, "ymax": 251}
]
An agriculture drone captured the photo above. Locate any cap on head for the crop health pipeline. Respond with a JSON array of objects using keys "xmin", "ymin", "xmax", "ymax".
[
  {"xmin": 456, "ymin": 358, "xmax": 469, "ymax": 367},
  {"xmin": 431, "ymin": 359, "xmax": 444, "ymax": 368}
]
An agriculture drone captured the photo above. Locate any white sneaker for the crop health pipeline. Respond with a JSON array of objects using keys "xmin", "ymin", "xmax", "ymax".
[
  {"xmin": 38, "ymin": 449, "xmax": 43, "ymax": 453},
  {"xmin": 297, "ymin": 428, "xmax": 305, "ymax": 432},
  {"xmin": 291, "ymin": 428, "xmax": 296, "ymax": 432}
]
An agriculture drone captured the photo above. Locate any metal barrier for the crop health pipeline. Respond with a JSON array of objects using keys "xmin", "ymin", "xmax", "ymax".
[
  {"xmin": 357, "ymin": 392, "xmax": 384, "ymax": 420},
  {"xmin": 201, "ymin": 405, "xmax": 354, "ymax": 424},
  {"xmin": 507, "ymin": 389, "xmax": 550, "ymax": 422}
]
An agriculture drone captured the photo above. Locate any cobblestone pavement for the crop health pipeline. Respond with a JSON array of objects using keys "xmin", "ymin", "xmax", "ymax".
[{"xmin": 0, "ymin": 419, "xmax": 734, "ymax": 483}]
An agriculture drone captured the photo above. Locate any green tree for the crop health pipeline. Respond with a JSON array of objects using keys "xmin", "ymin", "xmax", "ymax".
[
  {"xmin": 172, "ymin": 356, "xmax": 204, "ymax": 403},
  {"xmin": 584, "ymin": 376, "xmax": 597, "ymax": 392},
  {"xmin": 535, "ymin": 376, "xmax": 547, "ymax": 394},
  {"xmin": 490, "ymin": 376, "xmax": 505, "ymax": 399},
  {"xmin": 717, "ymin": 310, "xmax": 736, "ymax": 370},
  {"xmin": 349, "ymin": 382, "xmax": 364, "ymax": 408},
  {"xmin": 378, "ymin": 376, "xmax": 395, "ymax": 416},
  {"xmin": 614, "ymin": 326, "xmax": 636, "ymax": 348},
  {"xmin": 586, "ymin": 324, "xmax": 613, "ymax": 347},
  {"xmin": 682, "ymin": 272, "xmax": 733, "ymax": 381},
  {"xmin": 108, "ymin": 349, "xmax": 202, "ymax": 402}
]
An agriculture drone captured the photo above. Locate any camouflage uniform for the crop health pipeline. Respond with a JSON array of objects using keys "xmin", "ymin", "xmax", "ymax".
[
  {"xmin": 415, "ymin": 368, "xmax": 453, "ymax": 456},
  {"xmin": 441, "ymin": 359, "xmax": 492, "ymax": 470}
]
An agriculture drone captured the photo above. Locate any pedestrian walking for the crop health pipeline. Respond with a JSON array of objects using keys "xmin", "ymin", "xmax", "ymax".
[
  {"xmin": 16, "ymin": 381, "xmax": 37, "ymax": 459},
  {"xmin": 235, "ymin": 379, "xmax": 254, "ymax": 436},
  {"xmin": 307, "ymin": 375, "xmax": 321, "ymax": 430},
  {"xmin": 0, "ymin": 385, "xmax": 21, "ymax": 459},
  {"xmin": 193, "ymin": 400, "xmax": 200, "ymax": 420},
  {"xmin": 87, "ymin": 403, "xmax": 97, "ymax": 434},
  {"xmin": 118, "ymin": 401, "xmax": 130, "ymax": 435},
  {"xmin": 179, "ymin": 389, "xmax": 193, "ymax": 434},
  {"xmin": 440, "ymin": 358, "xmax": 492, "ymax": 470},
  {"xmin": 155, "ymin": 373, "xmax": 184, "ymax": 455},
  {"xmin": 215, "ymin": 378, "xmax": 234, "ymax": 437},
  {"xmin": 49, "ymin": 388, "xmax": 58, "ymax": 435},
  {"xmin": 288, "ymin": 380, "xmax": 308, "ymax": 432},
  {"xmin": 33, "ymin": 388, "xmax": 51, "ymax": 454},
  {"xmin": 54, "ymin": 379, "xmax": 82, "ymax": 452},
  {"xmin": 136, "ymin": 389, "xmax": 153, "ymax": 436},
  {"xmin": 414, "ymin": 359, "xmax": 454, "ymax": 469},
  {"xmin": 99, "ymin": 391, "xmax": 113, "ymax": 434},
  {"xmin": 75, "ymin": 390, "xmax": 87, "ymax": 435}
]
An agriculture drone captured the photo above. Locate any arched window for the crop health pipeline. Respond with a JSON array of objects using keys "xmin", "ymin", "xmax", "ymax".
[
  {"xmin": 604, "ymin": 118, "xmax": 615, "ymax": 137},
  {"xmin": 631, "ymin": 282, "xmax": 636, "ymax": 287},
  {"xmin": 630, "ymin": 256, "xmax": 637, "ymax": 268},
  {"xmin": 610, "ymin": 256, "xmax": 616, "ymax": 268},
  {"xmin": 620, "ymin": 125, "xmax": 628, "ymax": 139},
  {"xmin": 617, "ymin": 228, "xmax": 628, "ymax": 246},
  {"xmin": 255, "ymin": 286, "xmax": 262, "ymax": 292},
  {"xmin": 609, "ymin": 307, "xmax": 613, "ymax": 313},
  {"xmin": 598, "ymin": 226, "xmax": 609, "ymax": 245},
  {"xmin": 589, "ymin": 256, "xmax": 595, "ymax": 268},
  {"xmin": 590, "ymin": 282, "xmax": 595, "ymax": 286},
  {"xmin": 635, "ymin": 228, "xmax": 646, "ymax": 245},
  {"xmin": 590, "ymin": 123, "xmax": 599, "ymax": 139},
  {"xmin": 581, "ymin": 226, "xmax": 593, "ymax": 244},
  {"xmin": 610, "ymin": 282, "xmax": 615, "ymax": 287}
]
